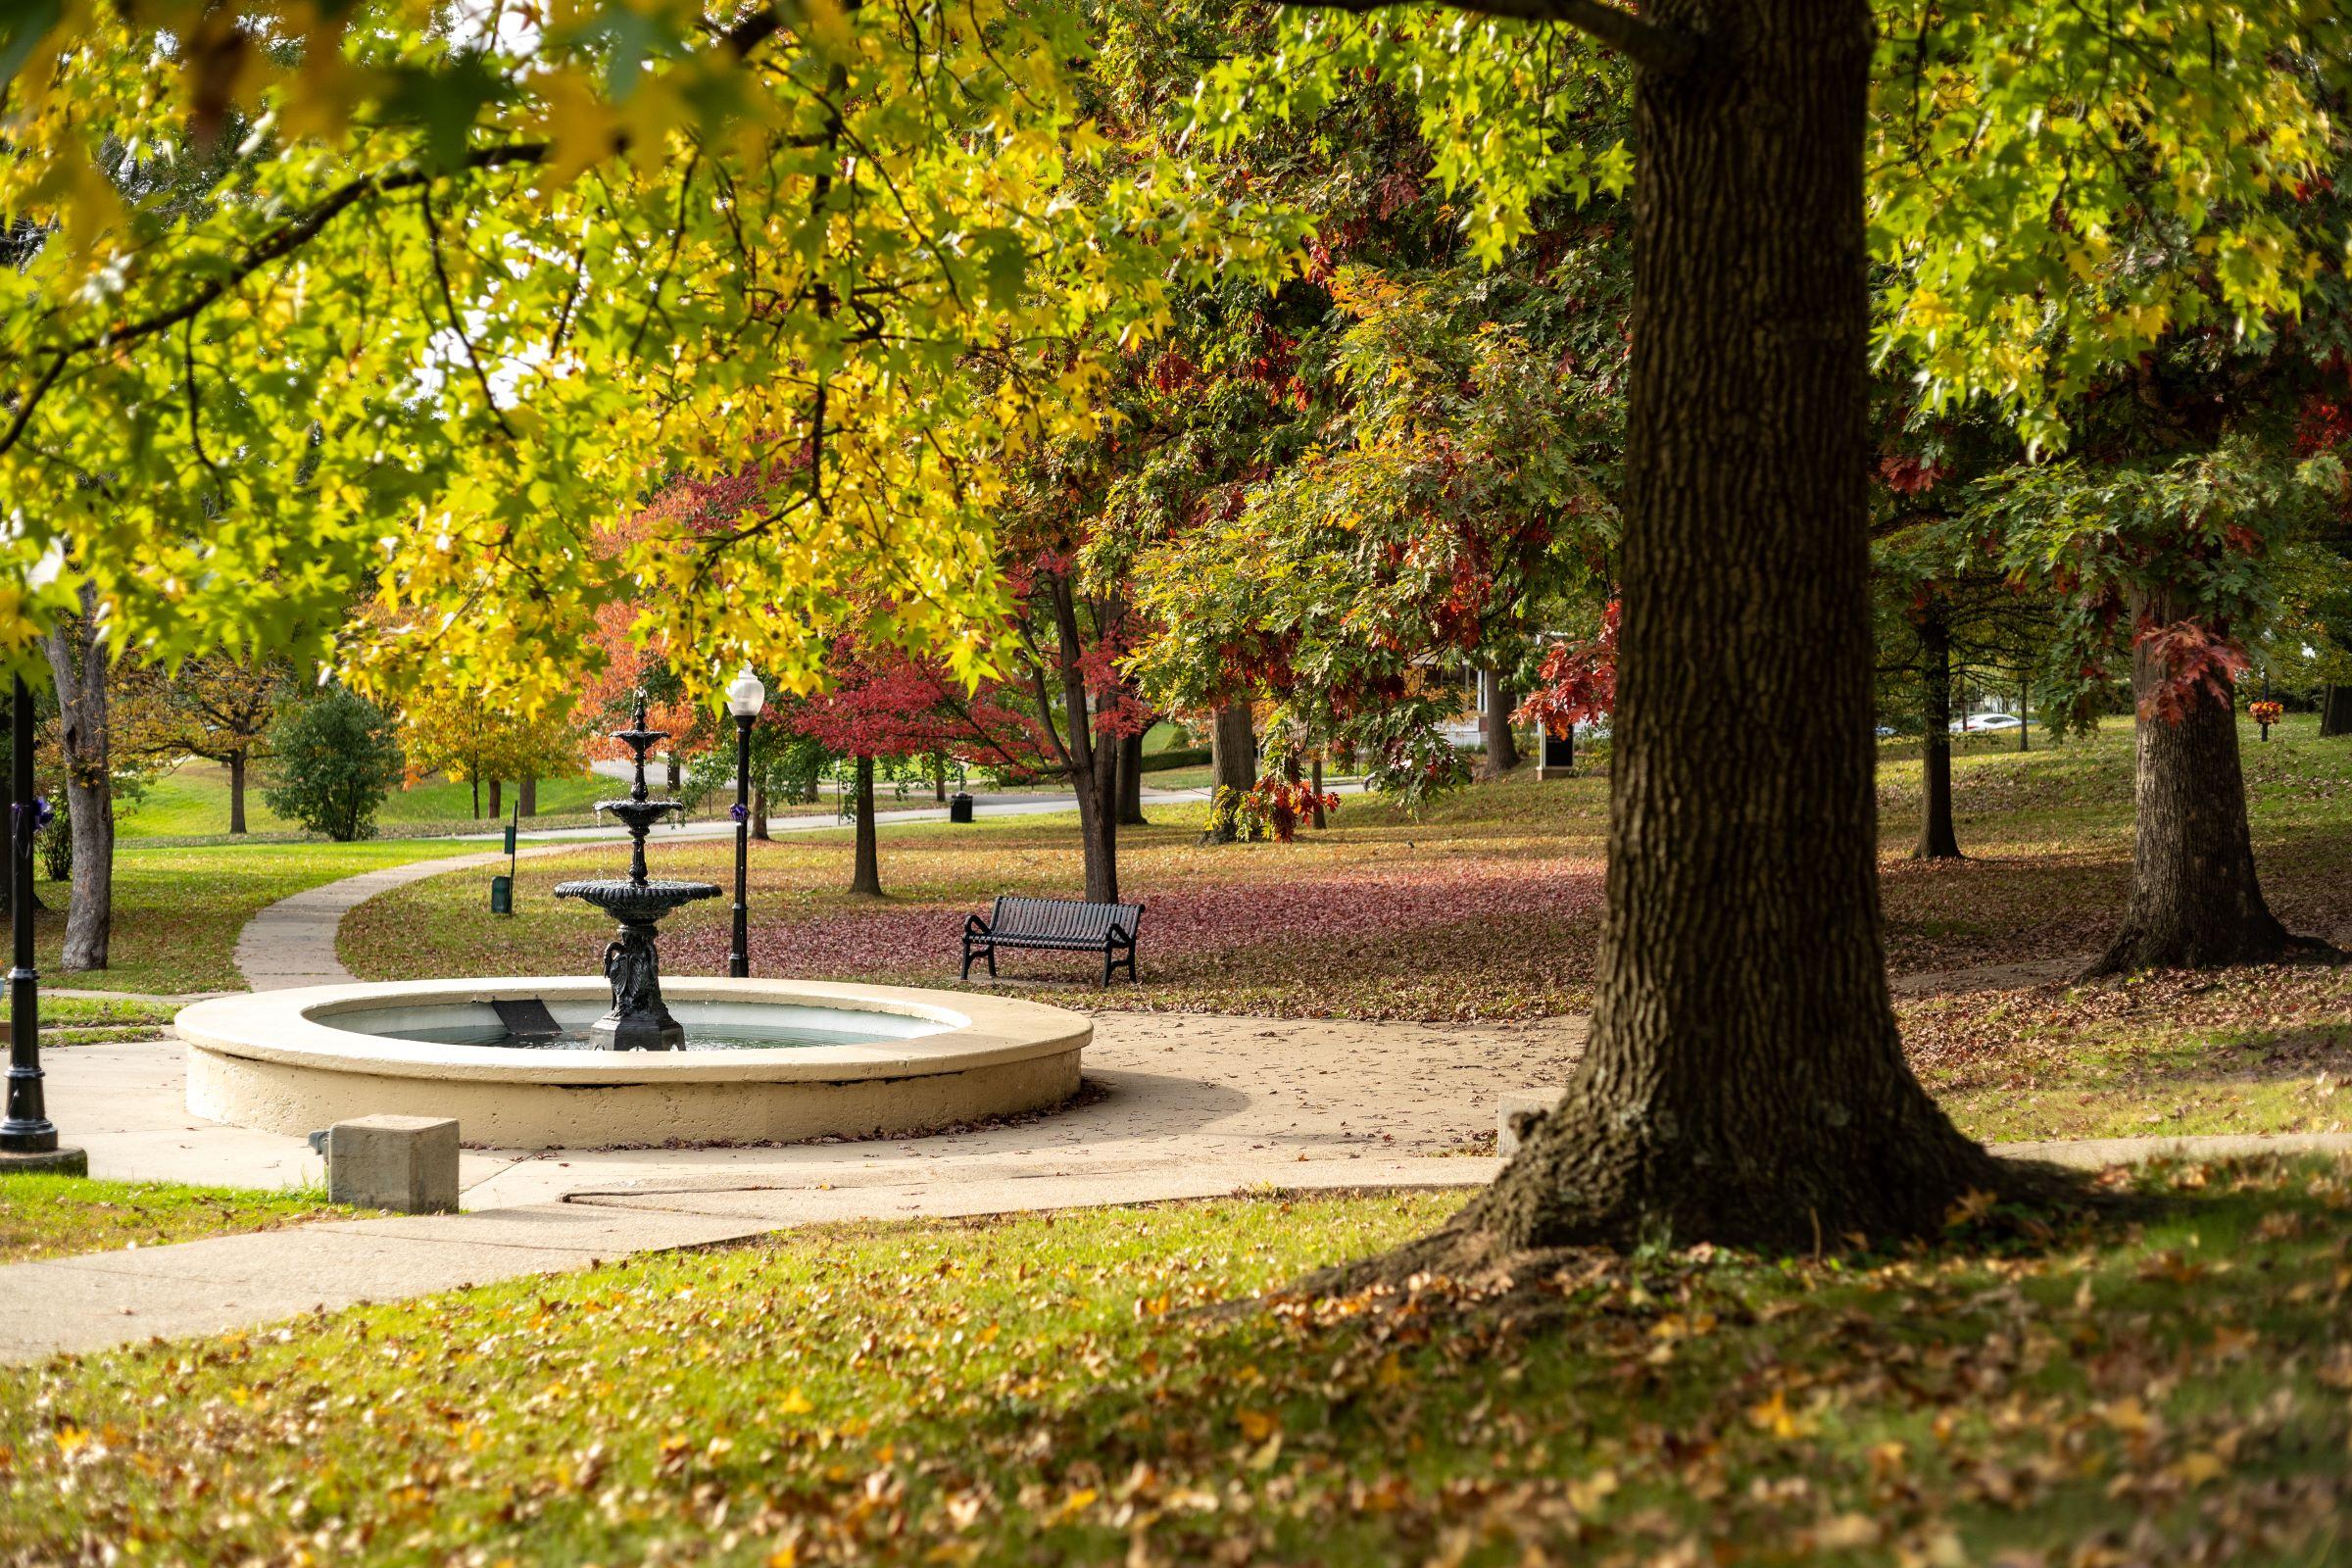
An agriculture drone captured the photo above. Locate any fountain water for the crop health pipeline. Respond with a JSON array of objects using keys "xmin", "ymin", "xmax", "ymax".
[{"xmin": 554, "ymin": 698, "xmax": 721, "ymax": 1050}]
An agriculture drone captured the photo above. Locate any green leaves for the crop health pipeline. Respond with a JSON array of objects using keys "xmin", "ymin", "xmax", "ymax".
[
  {"xmin": 0, "ymin": 0, "xmax": 1264, "ymax": 715},
  {"xmin": 1870, "ymin": 1, "xmax": 2338, "ymax": 449}
]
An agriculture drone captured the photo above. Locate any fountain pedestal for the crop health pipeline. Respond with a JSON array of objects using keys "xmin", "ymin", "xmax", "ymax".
[{"xmin": 554, "ymin": 702, "xmax": 720, "ymax": 1052}]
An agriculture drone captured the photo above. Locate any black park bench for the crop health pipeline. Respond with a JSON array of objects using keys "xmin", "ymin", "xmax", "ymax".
[{"xmin": 961, "ymin": 896, "xmax": 1144, "ymax": 986}]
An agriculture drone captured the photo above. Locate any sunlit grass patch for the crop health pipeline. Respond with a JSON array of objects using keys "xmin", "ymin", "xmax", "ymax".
[
  {"xmin": 0, "ymin": 1176, "xmax": 368, "ymax": 1265},
  {"xmin": 1908, "ymin": 963, "xmax": 2352, "ymax": 1141}
]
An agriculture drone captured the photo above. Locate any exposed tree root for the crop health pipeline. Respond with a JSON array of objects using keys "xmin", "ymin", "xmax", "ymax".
[{"xmin": 1289, "ymin": 1154, "xmax": 2094, "ymax": 1305}]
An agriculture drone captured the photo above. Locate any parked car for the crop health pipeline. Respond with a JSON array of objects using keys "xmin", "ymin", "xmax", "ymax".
[{"xmin": 1948, "ymin": 712, "xmax": 2023, "ymax": 733}]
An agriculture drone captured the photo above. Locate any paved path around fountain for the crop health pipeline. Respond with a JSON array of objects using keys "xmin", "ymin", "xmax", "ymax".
[
  {"xmin": 3, "ymin": 1008, "xmax": 1577, "ymax": 1360},
  {"xmin": 16, "ymin": 1006, "xmax": 2351, "ymax": 1362}
]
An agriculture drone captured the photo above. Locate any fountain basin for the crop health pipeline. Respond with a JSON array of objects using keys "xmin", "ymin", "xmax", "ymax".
[{"xmin": 177, "ymin": 978, "xmax": 1089, "ymax": 1150}]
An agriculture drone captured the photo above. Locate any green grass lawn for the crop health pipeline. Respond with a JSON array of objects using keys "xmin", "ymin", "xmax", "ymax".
[
  {"xmin": 0, "ymin": 1175, "xmax": 366, "ymax": 1264},
  {"xmin": 32, "ymin": 995, "xmax": 179, "ymax": 1047},
  {"xmin": 32, "ymin": 838, "xmax": 473, "ymax": 994},
  {"xmin": 120, "ymin": 761, "xmax": 623, "ymax": 840},
  {"xmin": 5, "ymin": 1166, "xmax": 2348, "ymax": 1564},
  {"xmin": 121, "ymin": 760, "xmax": 888, "ymax": 844}
]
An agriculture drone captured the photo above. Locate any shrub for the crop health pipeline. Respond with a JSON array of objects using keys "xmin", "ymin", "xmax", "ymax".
[{"xmin": 263, "ymin": 687, "xmax": 404, "ymax": 842}]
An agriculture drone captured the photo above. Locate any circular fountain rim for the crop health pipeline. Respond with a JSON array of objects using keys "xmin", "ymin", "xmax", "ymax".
[{"xmin": 176, "ymin": 976, "xmax": 1090, "ymax": 1086}]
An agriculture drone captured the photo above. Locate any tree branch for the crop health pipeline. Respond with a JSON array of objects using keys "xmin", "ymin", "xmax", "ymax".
[{"xmin": 1281, "ymin": 0, "xmax": 1698, "ymax": 74}]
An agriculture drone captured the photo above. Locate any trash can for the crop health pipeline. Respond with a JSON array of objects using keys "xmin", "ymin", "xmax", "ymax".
[
  {"xmin": 489, "ymin": 874, "xmax": 514, "ymax": 915},
  {"xmin": 949, "ymin": 792, "xmax": 975, "ymax": 823}
]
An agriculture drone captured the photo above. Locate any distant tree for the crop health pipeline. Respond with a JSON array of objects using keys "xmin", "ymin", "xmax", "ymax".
[
  {"xmin": 1514, "ymin": 600, "xmax": 1619, "ymax": 778},
  {"xmin": 264, "ymin": 689, "xmax": 404, "ymax": 842},
  {"xmin": 683, "ymin": 712, "xmax": 828, "ymax": 840},
  {"xmin": 399, "ymin": 694, "xmax": 581, "ymax": 820},
  {"xmin": 117, "ymin": 655, "xmax": 291, "ymax": 834},
  {"xmin": 784, "ymin": 639, "xmax": 1040, "ymax": 897}
]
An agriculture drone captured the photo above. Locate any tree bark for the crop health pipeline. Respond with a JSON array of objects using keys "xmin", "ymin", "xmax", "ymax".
[
  {"xmin": 469, "ymin": 775, "xmax": 480, "ymax": 818},
  {"xmin": 1310, "ymin": 755, "xmax": 1327, "ymax": 830},
  {"xmin": 227, "ymin": 749, "xmax": 248, "ymax": 835},
  {"xmin": 1480, "ymin": 662, "xmax": 1520, "ymax": 777},
  {"xmin": 2086, "ymin": 639, "xmax": 2309, "ymax": 975},
  {"xmin": 1206, "ymin": 702, "xmax": 1255, "ymax": 845},
  {"xmin": 1117, "ymin": 729, "xmax": 1149, "ymax": 826},
  {"xmin": 666, "ymin": 752, "xmax": 682, "ymax": 792},
  {"xmin": 2321, "ymin": 684, "xmax": 2352, "ymax": 737},
  {"xmin": 1450, "ymin": 0, "xmax": 2001, "ymax": 1255},
  {"xmin": 44, "ymin": 593, "xmax": 113, "ymax": 971},
  {"xmin": 849, "ymin": 756, "xmax": 881, "ymax": 896},
  {"xmin": 519, "ymin": 774, "xmax": 537, "ymax": 816},
  {"xmin": 752, "ymin": 784, "xmax": 771, "ymax": 842},
  {"xmin": 1913, "ymin": 604, "xmax": 1962, "ymax": 860},
  {"xmin": 487, "ymin": 778, "xmax": 502, "ymax": 820}
]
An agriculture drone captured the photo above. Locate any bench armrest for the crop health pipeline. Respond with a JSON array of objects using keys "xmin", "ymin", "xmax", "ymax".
[
  {"xmin": 962, "ymin": 913, "xmax": 992, "ymax": 938},
  {"xmin": 1105, "ymin": 922, "xmax": 1131, "ymax": 946}
]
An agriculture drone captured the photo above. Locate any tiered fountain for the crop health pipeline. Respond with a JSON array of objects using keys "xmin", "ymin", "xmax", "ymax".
[
  {"xmin": 172, "ymin": 699, "xmax": 1090, "ymax": 1150},
  {"xmin": 553, "ymin": 698, "xmax": 721, "ymax": 1051}
]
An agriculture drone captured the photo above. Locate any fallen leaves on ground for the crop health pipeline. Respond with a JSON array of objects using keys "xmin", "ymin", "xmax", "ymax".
[{"xmin": 5, "ymin": 1165, "xmax": 2350, "ymax": 1565}]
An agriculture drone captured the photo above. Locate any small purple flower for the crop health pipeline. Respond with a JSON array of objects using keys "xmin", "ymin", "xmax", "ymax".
[{"xmin": 728, "ymin": 803, "xmax": 750, "ymax": 824}]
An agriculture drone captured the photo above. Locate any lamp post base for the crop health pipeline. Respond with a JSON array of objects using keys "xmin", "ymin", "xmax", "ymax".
[{"xmin": 0, "ymin": 1146, "xmax": 87, "ymax": 1177}]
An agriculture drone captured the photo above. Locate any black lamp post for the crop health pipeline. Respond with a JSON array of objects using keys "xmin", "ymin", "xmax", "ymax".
[
  {"xmin": 2, "ymin": 673, "xmax": 84, "ymax": 1175},
  {"xmin": 723, "ymin": 665, "xmax": 767, "ymax": 979}
]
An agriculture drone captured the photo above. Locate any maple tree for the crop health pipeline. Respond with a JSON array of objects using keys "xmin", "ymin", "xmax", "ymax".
[
  {"xmin": 782, "ymin": 637, "xmax": 1039, "ymax": 898},
  {"xmin": 0, "ymin": 0, "xmax": 1285, "ymax": 718},
  {"xmin": 1203, "ymin": 0, "xmax": 2339, "ymax": 1258},
  {"xmin": 1513, "ymin": 600, "xmax": 1619, "ymax": 771},
  {"xmin": 398, "ymin": 690, "xmax": 584, "ymax": 822},
  {"xmin": 117, "ymin": 655, "xmax": 293, "ymax": 836},
  {"xmin": 5, "ymin": 0, "xmax": 2339, "ymax": 1259}
]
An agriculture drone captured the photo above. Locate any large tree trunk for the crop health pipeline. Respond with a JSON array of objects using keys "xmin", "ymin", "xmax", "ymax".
[
  {"xmin": 487, "ymin": 778, "xmax": 503, "ymax": 820},
  {"xmin": 849, "ymin": 756, "xmax": 881, "ymax": 897},
  {"xmin": 1913, "ymin": 605, "xmax": 1962, "ymax": 859},
  {"xmin": 1479, "ymin": 662, "xmax": 1520, "ymax": 777},
  {"xmin": 752, "ymin": 784, "xmax": 771, "ymax": 842},
  {"xmin": 44, "ymin": 595, "xmax": 112, "ymax": 971},
  {"xmin": 227, "ymin": 749, "xmax": 248, "ymax": 836},
  {"xmin": 1117, "ymin": 729, "xmax": 1149, "ymax": 826},
  {"xmin": 519, "ymin": 774, "xmax": 537, "ymax": 816},
  {"xmin": 1310, "ymin": 755, "xmax": 1327, "ymax": 830},
  {"xmin": 2086, "ymin": 638, "xmax": 2308, "ymax": 975},
  {"xmin": 2321, "ymin": 684, "xmax": 2352, "ymax": 737},
  {"xmin": 1446, "ymin": 0, "xmax": 2000, "ymax": 1257},
  {"xmin": 1205, "ymin": 702, "xmax": 1255, "ymax": 845}
]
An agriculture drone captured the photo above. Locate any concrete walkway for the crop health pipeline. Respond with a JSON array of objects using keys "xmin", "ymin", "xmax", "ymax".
[
  {"xmin": 4, "ymin": 1007, "xmax": 1580, "ymax": 1360},
  {"xmin": 16, "ymin": 1001, "xmax": 2347, "ymax": 1363}
]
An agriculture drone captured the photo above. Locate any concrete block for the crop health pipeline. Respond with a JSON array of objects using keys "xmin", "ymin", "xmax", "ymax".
[
  {"xmin": 327, "ymin": 1115, "xmax": 459, "ymax": 1213},
  {"xmin": 1496, "ymin": 1090, "xmax": 1563, "ymax": 1157}
]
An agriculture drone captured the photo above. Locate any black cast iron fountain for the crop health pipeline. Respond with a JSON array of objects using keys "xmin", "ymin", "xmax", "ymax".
[{"xmin": 555, "ymin": 698, "xmax": 722, "ymax": 1050}]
